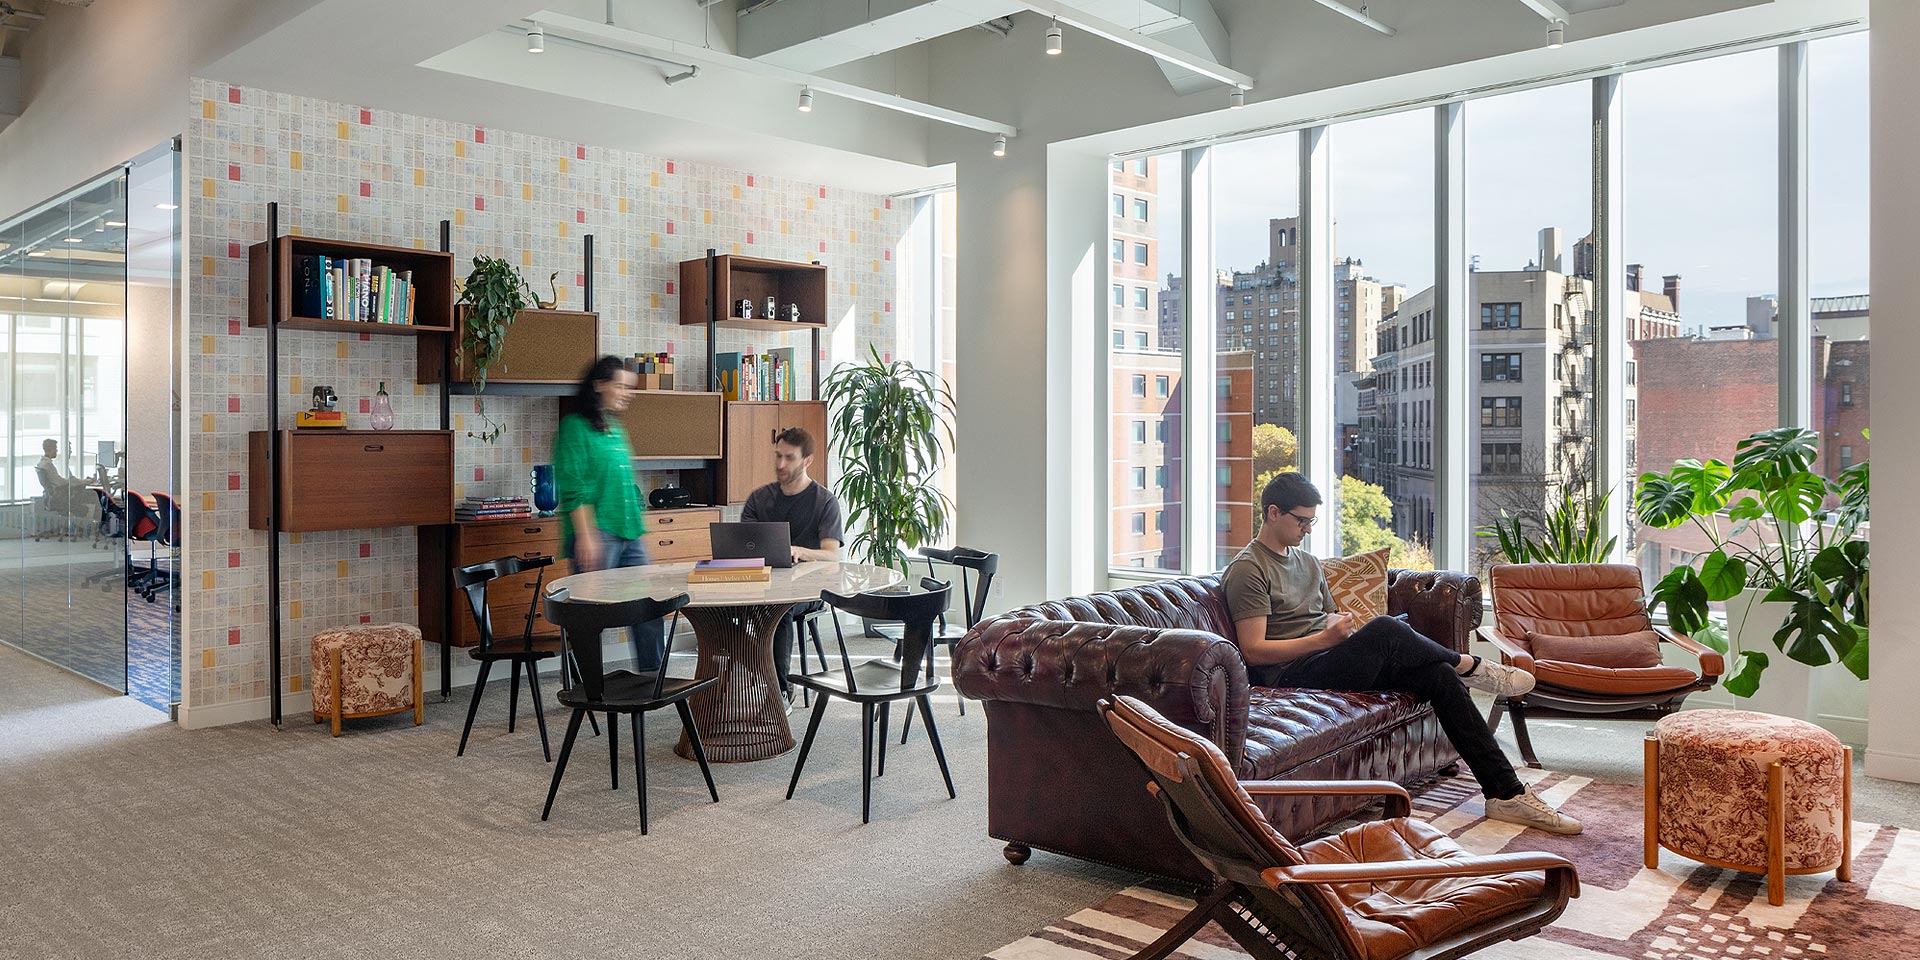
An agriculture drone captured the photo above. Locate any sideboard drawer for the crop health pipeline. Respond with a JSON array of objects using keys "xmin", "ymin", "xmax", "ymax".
[
  {"xmin": 461, "ymin": 518, "xmax": 564, "ymax": 549},
  {"xmin": 646, "ymin": 528, "xmax": 711, "ymax": 562},
  {"xmin": 647, "ymin": 507, "xmax": 721, "ymax": 530},
  {"xmin": 251, "ymin": 430, "xmax": 453, "ymax": 532}
]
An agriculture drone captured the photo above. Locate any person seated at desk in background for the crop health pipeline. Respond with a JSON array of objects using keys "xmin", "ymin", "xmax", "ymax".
[
  {"xmin": 35, "ymin": 439, "xmax": 91, "ymax": 517},
  {"xmin": 740, "ymin": 426, "xmax": 844, "ymax": 701}
]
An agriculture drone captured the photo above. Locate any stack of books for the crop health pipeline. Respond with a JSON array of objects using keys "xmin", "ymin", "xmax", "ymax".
[
  {"xmin": 455, "ymin": 495, "xmax": 532, "ymax": 522},
  {"xmin": 687, "ymin": 558, "xmax": 771, "ymax": 584},
  {"xmin": 714, "ymin": 348, "xmax": 796, "ymax": 402},
  {"xmin": 295, "ymin": 255, "xmax": 417, "ymax": 324}
]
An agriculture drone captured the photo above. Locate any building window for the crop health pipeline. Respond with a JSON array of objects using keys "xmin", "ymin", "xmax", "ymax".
[
  {"xmin": 1217, "ymin": 421, "xmax": 1231, "ymax": 442},
  {"xmin": 1133, "ymin": 158, "xmax": 1149, "ymax": 176},
  {"xmin": 1626, "ymin": 399, "xmax": 1636, "ymax": 424},
  {"xmin": 1156, "ymin": 420, "xmax": 1167, "ymax": 441},
  {"xmin": 1134, "ymin": 287, "xmax": 1149, "ymax": 310},
  {"xmin": 1111, "ymin": 283, "xmax": 1124, "ymax": 306},
  {"xmin": 1132, "ymin": 467, "xmax": 1146, "ymax": 489},
  {"xmin": 1840, "ymin": 444, "xmax": 1854, "ymax": 469},
  {"xmin": 1840, "ymin": 381, "xmax": 1854, "ymax": 407},
  {"xmin": 1112, "ymin": 330, "xmax": 1124, "ymax": 349},
  {"xmin": 1134, "ymin": 198, "xmax": 1149, "ymax": 221},
  {"xmin": 1131, "ymin": 420, "xmax": 1146, "ymax": 444},
  {"xmin": 1111, "ymin": 239, "xmax": 1123, "ymax": 261},
  {"xmin": 1131, "ymin": 513, "xmax": 1146, "ymax": 535},
  {"xmin": 1134, "ymin": 331, "xmax": 1148, "ymax": 349},
  {"xmin": 1480, "ymin": 353, "xmax": 1523, "ymax": 382},
  {"xmin": 1480, "ymin": 396, "xmax": 1522, "ymax": 428},
  {"xmin": 1155, "ymin": 375, "xmax": 1170, "ymax": 397},
  {"xmin": 1155, "ymin": 465, "xmax": 1166, "ymax": 487},
  {"xmin": 1154, "ymin": 510, "xmax": 1164, "ymax": 531},
  {"xmin": 1134, "ymin": 243, "xmax": 1149, "ymax": 265},
  {"xmin": 1217, "ymin": 465, "xmax": 1231, "ymax": 486},
  {"xmin": 1111, "ymin": 193, "xmax": 1124, "ymax": 217},
  {"xmin": 1480, "ymin": 442, "xmax": 1523, "ymax": 475},
  {"xmin": 1131, "ymin": 375, "xmax": 1146, "ymax": 397},
  {"xmin": 1480, "ymin": 302, "xmax": 1522, "ymax": 329}
]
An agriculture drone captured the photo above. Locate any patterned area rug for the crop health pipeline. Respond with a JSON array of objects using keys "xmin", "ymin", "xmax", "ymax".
[{"xmin": 985, "ymin": 768, "xmax": 1914, "ymax": 959}]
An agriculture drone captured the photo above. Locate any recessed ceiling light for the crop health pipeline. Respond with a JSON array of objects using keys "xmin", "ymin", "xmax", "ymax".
[
  {"xmin": 1045, "ymin": 20, "xmax": 1062, "ymax": 56},
  {"xmin": 63, "ymin": 237, "xmax": 83, "ymax": 243},
  {"xmin": 798, "ymin": 86, "xmax": 814, "ymax": 112},
  {"xmin": 992, "ymin": 134, "xmax": 1007, "ymax": 158},
  {"xmin": 527, "ymin": 26, "xmax": 545, "ymax": 54},
  {"xmin": 104, "ymin": 220, "xmax": 125, "ymax": 227},
  {"xmin": 154, "ymin": 203, "xmax": 178, "ymax": 210}
]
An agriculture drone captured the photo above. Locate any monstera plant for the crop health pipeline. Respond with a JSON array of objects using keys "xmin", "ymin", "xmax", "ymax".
[
  {"xmin": 822, "ymin": 347, "xmax": 955, "ymax": 573},
  {"xmin": 1635, "ymin": 426, "xmax": 1869, "ymax": 697}
]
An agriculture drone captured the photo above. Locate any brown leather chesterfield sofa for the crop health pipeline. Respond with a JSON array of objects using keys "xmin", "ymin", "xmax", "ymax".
[{"xmin": 953, "ymin": 570, "xmax": 1483, "ymax": 882}]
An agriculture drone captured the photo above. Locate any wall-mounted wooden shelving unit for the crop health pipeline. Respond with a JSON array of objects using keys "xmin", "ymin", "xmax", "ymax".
[{"xmin": 678, "ymin": 251, "xmax": 829, "ymax": 399}]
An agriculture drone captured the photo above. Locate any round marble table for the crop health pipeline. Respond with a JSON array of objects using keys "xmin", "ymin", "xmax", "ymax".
[{"xmin": 547, "ymin": 561, "xmax": 903, "ymax": 762}]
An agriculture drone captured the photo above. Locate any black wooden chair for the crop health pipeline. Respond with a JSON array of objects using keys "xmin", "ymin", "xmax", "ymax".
[
  {"xmin": 454, "ymin": 555, "xmax": 581, "ymax": 760},
  {"xmin": 1099, "ymin": 695, "xmax": 1579, "ymax": 960},
  {"xmin": 540, "ymin": 588, "xmax": 718, "ymax": 833},
  {"xmin": 786, "ymin": 578, "xmax": 956, "ymax": 823},
  {"xmin": 888, "ymin": 547, "xmax": 998, "ymax": 743}
]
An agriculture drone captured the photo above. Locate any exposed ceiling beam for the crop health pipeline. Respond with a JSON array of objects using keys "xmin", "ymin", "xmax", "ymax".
[
  {"xmin": 1305, "ymin": 0, "xmax": 1395, "ymax": 36},
  {"xmin": 1016, "ymin": 0, "xmax": 1254, "ymax": 89},
  {"xmin": 1515, "ymin": 0, "xmax": 1573, "ymax": 24},
  {"xmin": 527, "ymin": 13, "xmax": 1019, "ymax": 136}
]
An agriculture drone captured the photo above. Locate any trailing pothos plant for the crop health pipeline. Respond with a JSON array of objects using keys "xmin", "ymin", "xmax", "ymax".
[
  {"xmin": 822, "ymin": 347, "xmax": 956, "ymax": 574},
  {"xmin": 1480, "ymin": 484, "xmax": 1619, "ymax": 565},
  {"xmin": 457, "ymin": 256, "xmax": 535, "ymax": 443},
  {"xmin": 1634, "ymin": 426, "xmax": 1869, "ymax": 697}
]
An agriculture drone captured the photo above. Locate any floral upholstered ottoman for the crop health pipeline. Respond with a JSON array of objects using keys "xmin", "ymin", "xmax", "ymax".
[
  {"xmin": 1644, "ymin": 708, "xmax": 1851, "ymax": 905},
  {"xmin": 311, "ymin": 623, "xmax": 424, "ymax": 737}
]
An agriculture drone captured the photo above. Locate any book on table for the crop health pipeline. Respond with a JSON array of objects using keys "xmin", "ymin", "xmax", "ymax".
[{"xmin": 688, "ymin": 558, "xmax": 771, "ymax": 583}]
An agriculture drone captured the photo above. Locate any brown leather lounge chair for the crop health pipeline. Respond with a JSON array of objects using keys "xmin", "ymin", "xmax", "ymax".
[
  {"xmin": 1099, "ymin": 695, "xmax": 1579, "ymax": 960},
  {"xmin": 1482, "ymin": 563, "xmax": 1723, "ymax": 768}
]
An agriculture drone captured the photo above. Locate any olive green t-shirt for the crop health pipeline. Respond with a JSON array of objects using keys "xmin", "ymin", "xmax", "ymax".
[
  {"xmin": 552, "ymin": 413, "xmax": 644, "ymax": 552},
  {"xmin": 1221, "ymin": 540, "xmax": 1335, "ymax": 641}
]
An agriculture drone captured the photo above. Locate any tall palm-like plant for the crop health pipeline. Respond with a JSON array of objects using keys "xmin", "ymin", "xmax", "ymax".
[
  {"xmin": 822, "ymin": 347, "xmax": 955, "ymax": 573},
  {"xmin": 1479, "ymin": 485, "xmax": 1618, "ymax": 565}
]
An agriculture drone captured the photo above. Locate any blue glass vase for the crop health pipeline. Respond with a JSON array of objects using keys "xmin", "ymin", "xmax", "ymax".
[{"xmin": 531, "ymin": 465, "xmax": 558, "ymax": 517}]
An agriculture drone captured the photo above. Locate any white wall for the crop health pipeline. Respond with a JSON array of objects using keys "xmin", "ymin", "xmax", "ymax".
[{"xmin": 1866, "ymin": 0, "xmax": 1918, "ymax": 783}]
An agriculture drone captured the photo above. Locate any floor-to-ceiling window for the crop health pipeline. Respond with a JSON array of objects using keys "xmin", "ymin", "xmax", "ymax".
[
  {"xmin": 1108, "ymin": 153, "xmax": 1184, "ymax": 572},
  {"xmin": 1331, "ymin": 110, "xmax": 1432, "ymax": 564},
  {"xmin": 1809, "ymin": 33, "xmax": 1869, "ymax": 479},
  {"xmin": 1465, "ymin": 82, "xmax": 1596, "ymax": 579}
]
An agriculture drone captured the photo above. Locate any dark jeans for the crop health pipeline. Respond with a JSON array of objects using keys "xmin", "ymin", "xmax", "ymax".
[
  {"xmin": 773, "ymin": 600, "xmax": 824, "ymax": 695},
  {"xmin": 1256, "ymin": 616, "xmax": 1524, "ymax": 800},
  {"xmin": 561, "ymin": 532, "xmax": 667, "ymax": 673}
]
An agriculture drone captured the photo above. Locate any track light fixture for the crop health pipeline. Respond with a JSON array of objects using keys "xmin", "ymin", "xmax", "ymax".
[
  {"xmin": 798, "ymin": 85, "xmax": 814, "ymax": 112},
  {"xmin": 527, "ymin": 26, "xmax": 545, "ymax": 53},
  {"xmin": 992, "ymin": 134, "xmax": 1007, "ymax": 158},
  {"xmin": 1045, "ymin": 19, "xmax": 1062, "ymax": 56},
  {"xmin": 1546, "ymin": 20, "xmax": 1565, "ymax": 49},
  {"xmin": 1229, "ymin": 89, "xmax": 1245, "ymax": 110}
]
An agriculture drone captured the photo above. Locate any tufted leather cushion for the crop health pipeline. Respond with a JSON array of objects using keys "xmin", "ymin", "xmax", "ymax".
[
  {"xmin": 1325, "ymin": 548, "xmax": 1391, "ymax": 621},
  {"xmin": 1525, "ymin": 629, "xmax": 1662, "ymax": 668},
  {"xmin": 1242, "ymin": 687, "xmax": 1432, "ymax": 781},
  {"xmin": 1490, "ymin": 563, "xmax": 1650, "ymax": 640},
  {"xmin": 1298, "ymin": 818, "xmax": 1548, "ymax": 960},
  {"xmin": 1532, "ymin": 659, "xmax": 1702, "ymax": 696}
]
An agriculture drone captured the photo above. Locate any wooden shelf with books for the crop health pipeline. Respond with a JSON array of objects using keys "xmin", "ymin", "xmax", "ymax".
[
  {"xmin": 248, "ymin": 235, "xmax": 455, "ymax": 333},
  {"xmin": 678, "ymin": 250, "xmax": 828, "ymax": 400}
]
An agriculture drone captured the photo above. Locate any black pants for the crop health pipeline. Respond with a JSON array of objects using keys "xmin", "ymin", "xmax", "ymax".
[
  {"xmin": 772, "ymin": 600, "xmax": 824, "ymax": 696},
  {"xmin": 1256, "ymin": 616, "xmax": 1524, "ymax": 800}
]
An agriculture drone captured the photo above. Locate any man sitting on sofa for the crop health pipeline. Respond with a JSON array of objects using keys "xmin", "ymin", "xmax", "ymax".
[{"xmin": 1222, "ymin": 470, "xmax": 1582, "ymax": 835}]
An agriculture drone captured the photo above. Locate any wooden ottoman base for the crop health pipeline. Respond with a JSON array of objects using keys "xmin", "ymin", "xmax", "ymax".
[{"xmin": 1644, "ymin": 733, "xmax": 1853, "ymax": 905}]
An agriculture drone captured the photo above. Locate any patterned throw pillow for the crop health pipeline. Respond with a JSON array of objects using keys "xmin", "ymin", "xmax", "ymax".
[{"xmin": 1323, "ymin": 547, "xmax": 1390, "ymax": 622}]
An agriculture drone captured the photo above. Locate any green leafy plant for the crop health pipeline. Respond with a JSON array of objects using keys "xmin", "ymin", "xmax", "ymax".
[
  {"xmin": 1635, "ymin": 426, "xmax": 1869, "ymax": 697},
  {"xmin": 1479, "ymin": 484, "xmax": 1619, "ymax": 565},
  {"xmin": 822, "ymin": 347, "xmax": 956, "ymax": 573},
  {"xmin": 457, "ymin": 256, "xmax": 535, "ymax": 443}
]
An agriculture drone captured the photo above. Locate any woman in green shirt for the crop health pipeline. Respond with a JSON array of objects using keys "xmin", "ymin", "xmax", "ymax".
[{"xmin": 553, "ymin": 355, "xmax": 663, "ymax": 671}]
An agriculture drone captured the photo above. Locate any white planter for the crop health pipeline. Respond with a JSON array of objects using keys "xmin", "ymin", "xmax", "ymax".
[{"xmin": 1719, "ymin": 586, "xmax": 1868, "ymax": 745}]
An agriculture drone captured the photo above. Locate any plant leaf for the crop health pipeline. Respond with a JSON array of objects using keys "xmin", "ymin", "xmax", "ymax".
[
  {"xmin": 1691, "ymin": 619, "xmax": 1729, "ymax": 655},
  {"xmin": 1721, "ymin": 649, "xmax": 1770, "ymax": 698},
  {"xmin": 1697, "ymin": 550, "xmax": 1748, "ymax": 602},
  {"xmin": 1649, "ymin": 566, "xmax": 1709, "ymax": 635}
]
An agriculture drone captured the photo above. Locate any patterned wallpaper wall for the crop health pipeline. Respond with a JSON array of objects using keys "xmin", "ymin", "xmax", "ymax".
[{"xmin": 186, "ymin": 77, "xmax": 912, "ymax": 715}]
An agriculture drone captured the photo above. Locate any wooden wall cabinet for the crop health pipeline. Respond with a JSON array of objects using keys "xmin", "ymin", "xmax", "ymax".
[
  {"xmin": 621, "ymin": 391, "xmax": 726, "ymax": 460},
  {"xmin": 418, "ymin": 307, "xmax": 599, "ymax": 391},
  {"xmin": 249, "ymin": 430, "xmax": 453, "ymax": 532},
  {"xmin": 722, "ymin": 400, "xmax": 829, "ymax": 504},
  {"xmin": 678, "ymin": 255, "xmax": 827, "ymax": 331}
]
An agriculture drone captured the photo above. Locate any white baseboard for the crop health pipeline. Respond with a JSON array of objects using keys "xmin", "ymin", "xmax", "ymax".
[
  {"xmin": 178, "ymin": 691, "xmax": 313, "ymax": 729},
  {"xmin": 1866, "ymin": 747, "xmax": 1920, "ymax": 784}
]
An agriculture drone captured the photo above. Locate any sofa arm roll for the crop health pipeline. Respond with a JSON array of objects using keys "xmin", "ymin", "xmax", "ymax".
[
  {"xmin": 1386, "ymin": 569, "xmax": 1484, "ymax": 655},
  {"xmin": 955, "ymin": 616, "xmax": 1251, "ymax": 764}
]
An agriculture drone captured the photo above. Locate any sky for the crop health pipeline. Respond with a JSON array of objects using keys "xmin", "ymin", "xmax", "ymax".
[{"xmin": 1180, "ymin": 32, "xmax": 1869, "ymax": 335}]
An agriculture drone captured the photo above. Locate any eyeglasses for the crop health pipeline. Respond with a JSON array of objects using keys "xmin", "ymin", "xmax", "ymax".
[{"xmin": 1285, "ymin": 511, "xmax": 1319, "ymax": 529}]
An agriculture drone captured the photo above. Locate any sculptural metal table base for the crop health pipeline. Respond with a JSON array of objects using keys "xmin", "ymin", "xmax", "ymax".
[{"xmin": 675, "ymin": 602, "xmax": 798, "ymax": 763}]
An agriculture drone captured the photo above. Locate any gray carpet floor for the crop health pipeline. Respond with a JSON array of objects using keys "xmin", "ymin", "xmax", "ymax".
[{"xmin": 4, "ymin": 641, "xmax": 1918, "ymax": 960}]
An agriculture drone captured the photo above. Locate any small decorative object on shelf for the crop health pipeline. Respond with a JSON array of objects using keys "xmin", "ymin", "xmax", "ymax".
[
  {"xmin": 784, "ymin": 303, "xmax": 801, "ymax": 323},
  {"xmin": 296, "ymin": 384, "xmax": 344, "ymax": 429},
  {"xmin": 537, "ymin": 270, "xmax": 559, "ymax": 310},
  {"xmin": 648, "ymin": 485, "xmax": 692, "ymax": 509},
  {"xmin": 370, "ymin": 381, "xmax": 394, "ymax": 431},
  {"xmin": 633, "ymin": 351, "xmax": 675, "ymax": 390},
  {"xmin": 763, "ymin": 295, "xmax": 777, "ymax": 320},
  {"xmin": 530, "ymin": 464, "xmax": 558, "ymax": 517},
  {"xmin": 454, "ymin": 494, "xmax": 533, "ymax": 522},
  {"xmin": 737, "ymin": 298, "xmax": 755, "ymax": 320}
]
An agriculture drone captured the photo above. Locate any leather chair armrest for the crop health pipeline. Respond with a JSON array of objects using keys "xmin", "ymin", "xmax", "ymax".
[
  {"xmin": 1241, "ymin": 780, "xmax": 1412, "ymax": 819},
  {"xmin": 1387, "ymin": 570, "xmax": 1484, "ymax": 655},
  {"xmin": 1477, "ymin": 625, "xmax": 1535, "ymax": 673},
  {"xmin": 1264, "ymin": 851, "xmax": 1579, "ymax": 897},
  {"xmin": 954, "ymin": 615, "xmax": 1251, "ymax": 765},
  {"xmin": 1652, "ymin": 625, "xmax": 1724, "ymax": 679}
]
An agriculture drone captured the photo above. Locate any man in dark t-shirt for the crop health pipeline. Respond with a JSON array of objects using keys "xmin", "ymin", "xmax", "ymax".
[{"xmin": 740, "ymin": 427, "xmax": 844, "ymax": 699}]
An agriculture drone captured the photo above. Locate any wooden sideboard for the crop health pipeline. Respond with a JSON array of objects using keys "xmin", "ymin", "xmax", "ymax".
[{"xmin": 418, "ymin": 506, "xmax": 723, "ymax": 648}]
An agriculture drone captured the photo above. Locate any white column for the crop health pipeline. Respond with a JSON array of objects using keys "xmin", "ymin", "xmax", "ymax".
[
  {"xmin": 1778, "ymin": 42, "xmax": 1811, "ymax": 430},
  {"xmin": 1296, "ymin": 126, "xmax": 1335, "ymax": 557},
  {"xmin": 1433, "ymin": 102, "xmax": 1469, "ymax": 571},
  {"xmin": 1868, "ymin": 0, "xmax": 1920, "ymax": 782},
  {"xmin": 1182, "ymin": 147, "xmax": 1219, "ymax": 573},
  {"xmin": 1593, "ymin": 74, "xmax": 1629, "ymax": 562}
]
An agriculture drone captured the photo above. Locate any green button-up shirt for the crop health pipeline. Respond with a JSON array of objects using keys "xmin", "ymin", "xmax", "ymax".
[{"xmin": 553, "ymin": 412, "xmax": 644, "ymax": 553}]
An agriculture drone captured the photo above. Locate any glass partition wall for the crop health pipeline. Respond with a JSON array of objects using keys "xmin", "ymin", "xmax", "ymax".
[
  {"xmin": 1106, "ymin": 29, "xmax": 1869, "ymax": 588},
  {"xmin": 0, "ymin": 148, "xmax": 175, "ymax": 709}
]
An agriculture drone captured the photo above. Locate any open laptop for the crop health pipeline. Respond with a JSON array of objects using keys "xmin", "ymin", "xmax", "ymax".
[{"xmin": 709, "ymin": 521, "xmax": 794, "ymax": 569}]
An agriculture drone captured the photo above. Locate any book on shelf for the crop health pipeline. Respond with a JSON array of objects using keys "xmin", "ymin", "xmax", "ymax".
[
  {"xmin": 688, "ymin": 558, "xmax": 772, "ymax": 584},
  {"xmin": 295, "ymin": 254, "xmax": 416, "ymax": 323}
]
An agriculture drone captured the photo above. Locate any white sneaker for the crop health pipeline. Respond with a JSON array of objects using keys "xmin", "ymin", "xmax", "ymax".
[
  {"xmin": 1484, "ymin": 790, "xmax": 1583, "ymax": 835},
  {"xmin": 1461, "ymin": 658, "xmax": 1535, "ymax": 698}
]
